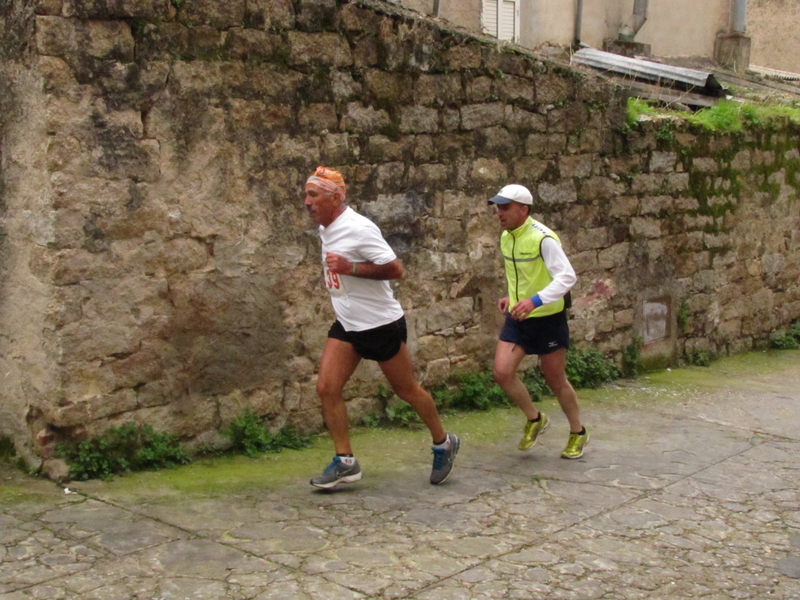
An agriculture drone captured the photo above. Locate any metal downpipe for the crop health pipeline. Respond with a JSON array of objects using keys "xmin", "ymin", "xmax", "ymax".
[
  {"xmin": 619, "ymin": 0, "xmax": 648, "ymax": 42},
  {"xmin": 731, "ymin": 0, "xmax": 747, "ymax": 33},
  {"xmin": 574, "ymin": 0, "xmax": 584, "ymax": 46}
]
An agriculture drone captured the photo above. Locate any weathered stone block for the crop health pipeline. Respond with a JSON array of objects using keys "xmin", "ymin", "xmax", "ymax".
[
  {"xmin": 598, "ymin": 243, "xmax": 629, "ymax": 269},
  {"xmin": 37, "ymin": 16, "xmax": 135, "ymax": 62},
  {"xmin": 418, "ymin": 298, "xmax": 474, "ymax": 333},
  {"xmin": 444, "ymin": 44, "xmax": 481, "ymax": 70},
  {"xmin": 34, "ymin": 0, "xmax": 62, "ymax": 16},
  {"xmin": 320, "ymin": 132, "xmax": 354, "ymax": 164},
  {"xmin": 511, "ymin": 157, "xmax": 551, "ymax": 182},
  {"xmin": 50, "ymin": 389, "xmax": 138, "ymax": 427},
  {"xmin": 408, "ymin": 164, "xmax": 448, "ymax": 191},
  {"xmin": 51, "ymin": 249, "xmax": 121, "ymax": 285},
  {"xmin": 630, "ymin": 217, "xmax": 662, "ymax": 239},
  {"xmin": 580, "ymin": 176, "xmax": 625, "ymax": 200},
  {"xmin": 498, "ymin": 75, "xmax": 534, "ymax": 104},
  {"xmin": 364, "ymin": 135, "xmax": 406, "ymax": 163},
  {"xmin": 630, "ymin": 173, "xmax": 666, "ymax": 195},
  {"xmin": 342, "ymin": 102, "xmax": 391, "ymax": 134},
  {"xmin": 423, "ymin": 357, "xmax": 452, "ymax": 384},
  {"xmin": 466, "ymin": 76, "xmax": 493, "ymax": 103},
  {"xmin": 178, "ymin": 0, "xmax": 245, "ymax": 28},
  {"xmin": 650, "ymin": 151, "xmax": 677, "ymax": 173},
  {"xmin": 559, "ymin": 154, "xmax": 593, "ymax": 178},
  {"xmin": 640, "ymin": 195, "xmax": 673, "ymax": 215},
  {"xmin": 570, "ymin": 250, "xmax": 598, "ymax": 273},
  {"xmin": 415, "ymin": 74, "xmax": 463, "ymax": 106},
  {"xmin": 614, "ymin": 308, "xmax": 634, "ymax": 327},
  {"xmin": 703, "ymin": 232, "xmax": 731, "ymax": 249},
  {"xmin": 535, "ymin": 73, "xmax": 574, "ymax": 104},
  {"xmin": 575, "ymin": 227, "xmax": 607, "ymax": 251},
  {"xmin": 730, "ymin": 150, "xmax": 752, "ymax": 170},
  {"xmin": 288, "ymin": 31, "xmax": 352, "ymax": 67},
  {"xmin": 476, "ymin": 127, "xmax": 517, "ymax": 157},
  {"xmin": 525, "ymin": 133, "xmax": 567, "ymax": 157},
  {"xmin": 692, "ymin": 269, "xmax": 717, "ymax": 293},
  {"xmin": 52, "ymin": 210, "xmax": 85, "ymax": 249},
  {"xmin": 399, "ymin": 106, "xmax": 439, "ymax": 134},
  {"xmin": 63, "ymin": 0, "xmax": 171, "ymax": 19},
  {"xmin": 352, "ymin": 37, "xmax": 379, "ymax": 67},
  {"xmin": 460, "ymin": 103, "xmax": 505, "ymax": 130},
  {"xmin": 375, "ymin": 162, "xmax": 405, "ymax": 190},
  {"xmin": 469, "ymin": 158, "xmax": 508, "ymax": 184},
  {"xmin": 245, "ymin": 0, "xmax": 295, "ymax": 30},
  {"xmin": 538, "ymin": 180, "xmax": 577, "ymax": 206},
  {"xmin": 674, "ymin": 196, "xmax": 699, "ymax": 211},
  {"xmin": 339, "ymin": 3, "xmax": 382, "ymax": 32},
  {"xmin": 414, "ymin": 135, "xmax": 435, "ymax": 162},
  {"xmin": 226, "ymin": 29, "xmax": 276, "ymax": 60},
  {"xmin": 364, "ymin": 69, "xmax": 414, "ymax": 105},
  {"xmin": 505, "ymin": 106, "xmax": 547, "ymax": 133},
  {"xmin": 298, "ymin": 103, "xmax": 339, "ymax": 133},
  {"xmin": 692, "ymin": 157, "xmax": 717, "ymax": 173},
  {"xmin": 416, "ymin": 334, "xmax": 448, "ymax": 363},
  {"xmin": 414, "ymin": 250, "xmax": 472, "ymax": 279}
]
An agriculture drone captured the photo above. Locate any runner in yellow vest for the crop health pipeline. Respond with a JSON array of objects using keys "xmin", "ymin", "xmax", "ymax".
[{"xmin": 489, "ymin": 184, "xmax": 588, "ymax": 459}]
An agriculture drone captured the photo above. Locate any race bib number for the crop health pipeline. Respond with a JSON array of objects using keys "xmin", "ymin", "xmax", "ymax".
[{"xmin": 324, "ymin": 267, "xmax": 346, "ymax": 297}]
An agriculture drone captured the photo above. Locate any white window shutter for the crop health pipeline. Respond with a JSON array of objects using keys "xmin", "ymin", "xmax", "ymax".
[
  {"xmin": 482, "ymin": 0, "xmax": 518, "ymax": 42},
  {"xmin": 482, "ymin": 0, "xmax": 498, "ymax": 37}
]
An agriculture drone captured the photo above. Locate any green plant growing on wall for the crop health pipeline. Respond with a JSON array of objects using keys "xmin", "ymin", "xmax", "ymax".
[
  {"xmin": 222, "ymin": 409, "xmax": 312, "ymax": 458},
  {"xmin": 769, "ymin": 322, "xmax": 800, "ymax": 349},
  {"xmin": 626, "ymin": 97, "xmax": 800, "ymax": 132},
  {"xmin": 655, "ymin": 124, "xmax": 674, "ymax": 145},
  {"xmin": 677, "ymin": 298, "xmax": 690, "ymax": 334},
  {"xmin": 58, "ymin": 423, "xmax": 191, "ymax": 481},
  {"xmin": 384, "ymin": 403, "xmax": 422, "ymax": 427},
  {"xmin": 522, "ymin": 367, "xmax": 549, "ymax": 402},
  {"xmin": 432, "ymin": 371, "xmax": 509, "ymax": 412},
  {"xmin": 565, "ymin": 347, "xmax": 622, "ymax": 389},
  {"xmin": 626, "ymin": 97, "xmax": 659, "ymax": 127},
  {"xmin": 622, "ymin": 338, "xmax": 642, "ymax": 378},
  {"xmin": 684, "ymin": 349, "xmax": 712, "ymax": 366},
  {"xmin": 0, "ymin": 436, "xmax": 15, "ymax": 461}
]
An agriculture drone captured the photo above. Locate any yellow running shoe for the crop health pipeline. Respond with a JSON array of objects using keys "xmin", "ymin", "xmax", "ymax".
[
  {"xmin": 518, "ymin": 413, "xmax": 549, "ymax": 451},
  {"xmin": 561, "ymin": 428, "xmax": 588, "ymax": 459}
]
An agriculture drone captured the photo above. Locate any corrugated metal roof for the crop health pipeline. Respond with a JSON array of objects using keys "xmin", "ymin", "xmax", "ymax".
[
  {"xmin": 749, "ymin": 65, "xmax": 800, "ymax": 82},
  {"xmin": 571, "ymin": 48, "xmax": 724, "ymax": 96}
]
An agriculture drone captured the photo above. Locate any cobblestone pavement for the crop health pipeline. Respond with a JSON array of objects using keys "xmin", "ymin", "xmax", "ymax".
[{"xmin": 2, "ymin": 352, "xmax": 799, "ymax": 600}]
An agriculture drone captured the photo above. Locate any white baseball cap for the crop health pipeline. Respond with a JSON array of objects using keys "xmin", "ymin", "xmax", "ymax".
[{"xmin": 488, "ymin": 184, "xmax": 533, "ymax": 206}]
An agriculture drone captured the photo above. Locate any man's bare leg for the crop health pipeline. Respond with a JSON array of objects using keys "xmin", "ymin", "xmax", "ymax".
[
  {"xmin": 492, "ymin": 340, "xmax": 540, "ymax": 421},
  {"xmin": 539, "ymin": 348, "xmax": 582, "ymax": 434},
  {"xmin": 316, "ymin": 337, "xmax": 362, "ymax": 455},
  {"xmin": 379, "ymin": 343, "xmax": 446, "ymax": 443}
]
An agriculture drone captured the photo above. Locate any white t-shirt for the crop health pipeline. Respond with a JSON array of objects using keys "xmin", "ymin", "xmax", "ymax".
[{"xmin": 319, "ymin": 207, "xmax": 404, "ymax": 332}]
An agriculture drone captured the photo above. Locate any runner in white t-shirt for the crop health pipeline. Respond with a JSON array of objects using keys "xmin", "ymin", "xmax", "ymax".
[{"xmin": 303, "ymin": 166, "xmax": 460, "ymax": 489}]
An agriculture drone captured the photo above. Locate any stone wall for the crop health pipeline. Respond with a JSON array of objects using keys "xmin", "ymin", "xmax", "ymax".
[{"xmin": 1, "ymin": 0, "xmax": 798, "ymax": 467}]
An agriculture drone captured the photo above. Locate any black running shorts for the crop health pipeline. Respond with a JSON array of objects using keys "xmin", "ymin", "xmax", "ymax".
[
  {"xmin": 499, "ymin": 310, "xmax": 570, "ymax": 356},
  {"xmin": 327, "ymin": 316, "xmax": 408, "ymax": 362}
]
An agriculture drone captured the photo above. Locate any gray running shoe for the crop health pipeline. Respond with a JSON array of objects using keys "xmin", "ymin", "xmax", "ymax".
[
  {"xmin": 310, "ymin": 457, "xmax": 362, "ymax": 489},
  {"xmin": 430, "ymin": 433, "xmax": 460, "ymax": 485}
]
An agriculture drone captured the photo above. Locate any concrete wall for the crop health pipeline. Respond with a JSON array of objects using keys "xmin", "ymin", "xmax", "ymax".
[
  {"xmin": 401, "ymin": 0, "xmax": 482, "ymax": 31},
  {"xmin": 1, "ymin": 0, "xmax": 798, "ymax": 467},
  {"xmin": 748, "ymin": 0, "xmax": 800, "ymax": 73},
  {"xmin": 634, "ymin": 0, "xmax": 729, "ymax": 59},
  {"xmin": 424, "ymin": 0, "xmax": 735, "ymax": 63}
]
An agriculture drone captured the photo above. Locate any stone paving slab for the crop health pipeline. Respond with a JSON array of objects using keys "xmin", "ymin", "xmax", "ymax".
[{"xmin": 1, "ymin": 351, "xmax": 799, "ymax": 599}]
